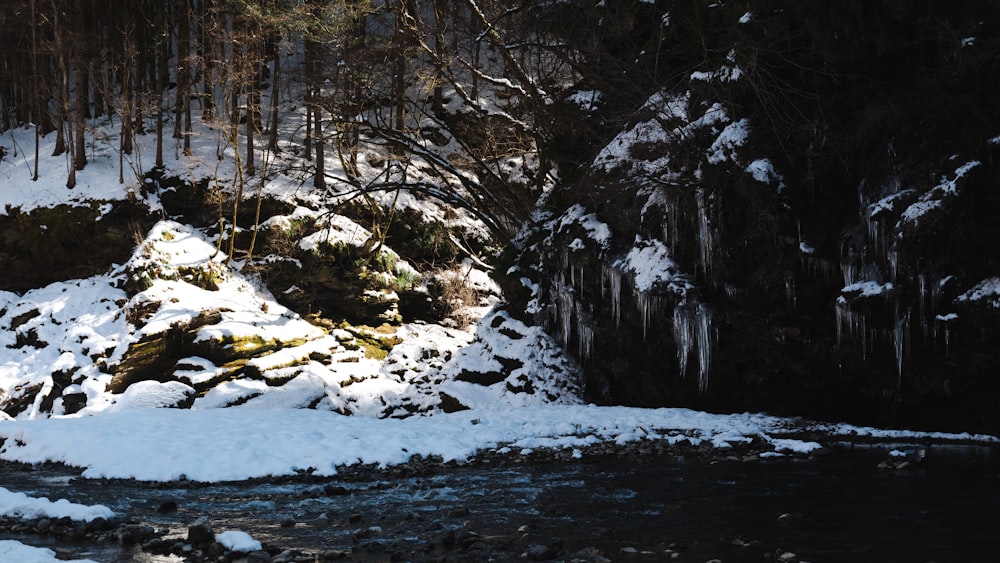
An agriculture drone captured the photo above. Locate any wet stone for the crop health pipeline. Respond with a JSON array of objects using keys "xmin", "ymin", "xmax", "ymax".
[
  {"xmin": 187, "ymin": 516, "xmax": 214, "ymax": 545},
  {"xmin": 156, "ymin": 500, "xmax": 178, "ymax": 513},
  {"xmin": 323, "ymin": 484, "xmax": 349, "ymax": 496},
  {"xmin": 526, "ymin": 539, "xmax": 562, "ymax": 560},
  {"xmin": 244, "ymin": 550, "xmax": 272, "ymax": 563},
  {"xmin": 271, "ymin": 549, "xmax": 297, "ymax": 563}
]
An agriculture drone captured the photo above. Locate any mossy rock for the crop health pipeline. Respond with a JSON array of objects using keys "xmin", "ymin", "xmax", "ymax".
[
  {"xmin": 191, "ymin": 333, "xmax": 300, "ymax": 364},
  {"xmin": 108, "ymin": 309, "xmax": 225, "ymax": 394},
  {"xmin": 0, "ymin": 201, "xmax": 154, "ymax": 292}
]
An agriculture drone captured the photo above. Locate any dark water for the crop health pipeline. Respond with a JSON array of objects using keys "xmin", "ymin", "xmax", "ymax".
[{"xmin": 1, "ymin": 441, "xmax": 998, "ymax": 562}]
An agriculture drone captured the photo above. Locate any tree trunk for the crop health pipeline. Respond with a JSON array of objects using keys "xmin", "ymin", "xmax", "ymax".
[
  {"xmin": 154, "ymin": 5, "xmax": 165, "ymax": 168},
  {"xmin": 200, "ymin": 0, "xmax": 216, "ymax": 121},
  {"xmin": 267, "ymin": 38, "xmax": 280, "ymax": 153},
  {"xmin": 74, "ymin": 50, "xmax": 88, "ymax": 171},
  {"xmin": 176, "ymin": 0, "xmax": 192, "ymax": 155}
]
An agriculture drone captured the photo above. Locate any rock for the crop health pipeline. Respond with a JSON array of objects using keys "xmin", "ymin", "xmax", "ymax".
[
  {"xmin": 437, "ymin": 529, "xmax": 456, "ymax": 546},
  {"xmin": 323, "ymin": 484, "xmax": 349, "ymax": 496},
  {"xmin": 272, "ymin": 549, "xmax": 298, "ymax": 563},
  {"xmin": 779, "ymin": 552, "xmax": 798, "ymax": 561},
  {"xmin": 246, "ymin": 551, "xmax": 272, "ymax": 563},
  {"xmin": 69, "ymin": 521, "xmax": 87, "ymax": 539},
  {"xmin": 526, "ymin": 539, "xmax": 562, "ymax": 560},
  {"xmin": 86, "ymin": 516, "xmax": 111, "ymax": 532},
  {"xmin": 456, "ymin": 530, "xmax": 480, "ymax": 546},
  {"xmin": 116, "ymin": 524, "xmax": 156, "ymax": 545},
  {"xmin": 572, "ymin": 547, "xmax": 611, "ymax": 563},
  {"xmin": 449, "ymin": 506, "xmax": 470, "ymax": 517},
  {"xmin": 187, "ymin": 516, "xmax": 214, "ymax": 545},
  {"xmin": 527, "ymin": 544, "xmax": 553, "ymax": 560},
  {"xmin": 34, "ymin": 518, "xmax": 51, "ymax": 532},
  {"xmin": 61, "ymin": 392, "xmax": 87, "ymax": 415},
  {"xmin": 156, "ymin": 500, "xmax": 178, "ymax": 513},
  {"xmin": 347, "ymin": 513, "xmax": 362, "ymax": 524}
]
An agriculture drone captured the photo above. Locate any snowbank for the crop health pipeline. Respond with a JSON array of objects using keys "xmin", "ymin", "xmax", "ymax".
[
  {"xmin": 0, "ymin": 405, "xmax": 992, "ymax": 483},
  {"xmin": 0, "ymin": 487, "xmax": 114, "ymax": 522},
  {"xmin": 0, "ymin": 541, "xmax": 96, "ymax": 563}
]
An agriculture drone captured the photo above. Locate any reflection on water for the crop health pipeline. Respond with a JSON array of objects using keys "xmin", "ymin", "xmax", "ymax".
[{"xmin": 1, "ymin": 440, "xmax": 998, "ymax": 562}]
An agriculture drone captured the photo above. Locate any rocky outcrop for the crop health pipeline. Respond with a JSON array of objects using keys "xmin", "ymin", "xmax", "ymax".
[
  {"xmin": 501, "ymin": 1, "xmax": 1000, "ymax": 433},
  {"xmin": 0, "ymin": 200, "xmax": 155, "ymax": 292}
]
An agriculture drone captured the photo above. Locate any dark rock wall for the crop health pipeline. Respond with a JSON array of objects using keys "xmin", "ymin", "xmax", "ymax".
[{"xmin": 501, "ymin": 1, "xmax": 1000, "ymax": 433}]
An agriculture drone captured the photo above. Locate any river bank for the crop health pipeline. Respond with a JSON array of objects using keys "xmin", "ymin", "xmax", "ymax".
[{"xmin": 1, "ymin": 434, "xmax": 997, "ymax": 563}]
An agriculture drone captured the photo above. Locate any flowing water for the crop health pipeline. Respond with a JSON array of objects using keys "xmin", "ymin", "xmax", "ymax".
[{"xmin": 1, "ymin": 441, "xmax": 998, "ymax": 562}]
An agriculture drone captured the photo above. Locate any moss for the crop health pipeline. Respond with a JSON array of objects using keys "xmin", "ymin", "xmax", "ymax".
[
  {"xmin": 177, "ymin": 264, "xmax": 224, "ymax": 291},
  {"xmin": 340, "ymin": 325, "xmax": 402, "ymax": 361}
]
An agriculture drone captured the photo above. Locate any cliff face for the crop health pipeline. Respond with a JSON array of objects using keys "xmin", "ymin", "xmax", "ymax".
[{"xmin": 501, "ymin": 1, "xmax": 1000, "ymax": 433}]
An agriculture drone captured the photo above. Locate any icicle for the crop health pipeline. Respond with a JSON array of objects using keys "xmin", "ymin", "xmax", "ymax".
[
  {"xmin": 893, "ymin": 311, "xmax": 909, "ymax": 386},
  {"xmin": 663, "ymin": 201, "xmax": 680, "ymax": 252},
  {"xmin": 696, "ymin": 188, "xmax": 714, "ymax": 278},
  {"xmin": 603, "ymin": 267, "xmax": 622, "ymax": 327},
  {"xmin": 841, "ymin": 259, "xmax": 858, "ymax": 286},
  {"xmin": 784, "ymin": 271, "xmax": 796, "ymax": 308},
  {"xmin": 835, "ymin": 297, "xmax": 867, "ymax": 352},
  {"xmin": 867, "ymin": 218, "xmax": 878, "ymax": 254},
  {"xmin": 672, "ymin": 305, "xmax": 694, "ymax": 378},
  {"xmin": 695, "ymin": 304, "xmax": 713, "ymax": 393},
  {"xmin": 918, "ymin": 274, "xmax": 928, "ymax": 338},
  {"xmin": 634, "ymin": 291, "xmax": 659, "ymax": 340},
  {"xmin": 888, "ymin": 249, "xmax": 899, "ymax": 283},
  {"xmin": 935, "ymin": 313, "xmax": 957, "ymax": 357},
  {"xmin": 552, "ymin": 273, "xmax": 575, "ymax": 348},
  {"xmin": 577, "ymin": 315, "xmax": 594, "ymax": 362},
  {"xmin": 835, "ymin": 297, "xmax": 847, "ymax": 345}
]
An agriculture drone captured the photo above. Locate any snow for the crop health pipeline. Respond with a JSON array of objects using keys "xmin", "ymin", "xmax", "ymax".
[
  {"xmin": 706, "ymin": 118, "xmax": 750, "ymax": 164},
  {"xmin": 554, "ymin": 204, "xmax": 612, "ymax": 249},
  {"xmin": 841, "ymin": 281, "xmax": 894, "ymax": 298},
  {"xmin": 0, "ymin": 487, "xmax": 114, "ymax": 522},
  {"xmin": 566, "ymin": 90, "xmax": 603, "ymax": 112},
  {"xmin": 1, "ymin": 401, "xmax": 987, "ymax": 484},
  {"xmin": 956, "ymin": 277, "xmax": 1000, "ymax": 309},
  {"xmin": 898, "ymin": 161, "xmax": 980, "ymax": 226},
  {"xmin": 614, "ymin": 237, "xmax": 689, "ymax": 294},
  {"xmin": 215, "ymin": 530, "xmax": 262, "ymax": 553},
  {"xmin": 0, "ymin": 406, "xmax": 852, "ymax": 481},
  {"xmin": 745, "ymin": 158, "xmax": 785, "ymax": 191},
  {"xmin": 0, "ymin": 541, "xmax": 97, "ymax": 563},
  {"xmin": 690, "ymin": 51, "xmax": 743, "ymax": 83}
]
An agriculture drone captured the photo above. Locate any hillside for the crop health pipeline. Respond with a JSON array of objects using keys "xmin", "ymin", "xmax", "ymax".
[{"xmin": 1, "ymin": 0, "xmax": 999, "ymax": 434}]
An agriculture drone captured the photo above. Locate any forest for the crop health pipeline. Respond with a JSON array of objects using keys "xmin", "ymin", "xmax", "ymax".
[{"xmin": 0, "ymin": 0, "xmax": 588, "ymax": 242}]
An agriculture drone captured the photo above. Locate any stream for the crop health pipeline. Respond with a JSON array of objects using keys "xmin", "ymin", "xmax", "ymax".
[{"xmin": 1, "ymin": 440, "xmax": 998, "ymax": 562}]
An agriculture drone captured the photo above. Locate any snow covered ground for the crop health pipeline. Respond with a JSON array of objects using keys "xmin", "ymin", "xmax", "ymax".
[
  {"xmin": 1, "ymin": 404, "xmax": 996, "ymax": 483},
  {"xmin": 0, "ymin": 541, "xmax": 97, "ymax": 563},
  {"xmin": 0, "ymin": 489, "xmax": 109, "ymax": 563}
]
